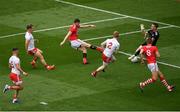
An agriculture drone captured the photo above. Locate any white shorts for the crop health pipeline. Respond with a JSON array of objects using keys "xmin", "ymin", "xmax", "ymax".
[
  {"xmin": 70, "ymin": 39, "xmax": 83, "ymax": 49},
  {"xmin": 147, "ymin": 63, "xmax": 159, "ymax": 72}
]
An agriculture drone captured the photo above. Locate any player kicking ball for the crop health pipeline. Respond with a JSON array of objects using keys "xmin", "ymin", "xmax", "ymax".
[
  {"xmin": 60, "ymin": 18, "xmax": 103, "ymax": 64},
  {"xmin": 25, "ymin": 24, "xmax": 55, "ymax": 70},
  {"xmin": 139, "ymin": 38, "xmax": 174, "ymax": 92},
  {"xmin": 3, "ymin": 48, "xmax": 28, "ymax": 103},
  {"xmin": 91, "ymin": 31, "xmax": 120, "ymax": 77}
]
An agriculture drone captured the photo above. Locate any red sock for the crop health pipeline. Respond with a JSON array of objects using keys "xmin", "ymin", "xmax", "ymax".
[
  {"xmin": 82, "ymin": 53, "xmax": 87, "ymax": 64},
  {"xmin": 96, "ymin": 47, "xmax": 103, "ymax": 52},
  {"xmin": 83, "ymin": 58, "xmax": 87, "ymax": 64},
  {"xmin": 160, "ymin": 77, "xmax": 170, "ymax": 88},
  {"xmin": 142, "ymin": 78, "xmax": 155, "ymax": 87}
]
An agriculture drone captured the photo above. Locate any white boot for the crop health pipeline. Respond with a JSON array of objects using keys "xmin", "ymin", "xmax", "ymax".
[{"xmin": 128, "ymin": 55, "xmax": 135, "ymax": 60}]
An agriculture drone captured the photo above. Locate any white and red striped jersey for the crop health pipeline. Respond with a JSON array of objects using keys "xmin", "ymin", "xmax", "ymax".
[
  {"xmin": 9, "ymin": 55, "xmax": 20, "ymax": 75},
  {"xmin": 25, "ymin": 32, "xmax": 35, "ymax": 51}
]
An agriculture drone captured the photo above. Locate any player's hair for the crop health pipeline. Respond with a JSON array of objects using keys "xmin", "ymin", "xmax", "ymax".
[
  {"xmin": 152, "ymin": 23, "xmax": 159, "ymax": 28},
  {"xmin": 74, "ymin": 18, "xmax": 80, "ymax": 23},
  {"xmin": 146, "ymin": 38, "xmax": 152, "ymax": 44},
  {"xmin": 12, "ymin": 48, "xmax": 19, "ymax": 51},
  {"xmin": 113, "ymin": 31, "xmax": 120, "ymax": 38},
  {"xmin": 26, "ymin": 24, "xmax": 33, "ymax": 30}
]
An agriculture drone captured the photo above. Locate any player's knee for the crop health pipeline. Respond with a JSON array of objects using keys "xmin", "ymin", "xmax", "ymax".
[
  {"xmin": 81, "ymin": 44, "xmax": 86, "ymax": 48},
  {"xmin": 35, "ymin": 52, "xmax": 40, "ymax": 58},
  {"xmin": 82, "ymin": 47, "xmax": 87, "ymax": 52},
  {"xmin": 83, "ymin": 43, "xmax": 90, "ymax": 48}
]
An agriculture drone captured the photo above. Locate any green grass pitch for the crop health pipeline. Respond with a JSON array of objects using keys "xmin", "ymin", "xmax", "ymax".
[{"xmin": 0, "ymin": 0, "xmax": 180, "ymax": 111}]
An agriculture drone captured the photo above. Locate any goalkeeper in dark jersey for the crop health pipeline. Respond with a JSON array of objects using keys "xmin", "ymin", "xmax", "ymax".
[{"xmin": 128, "ymin": 23, "xmax": 160, "ymax": 60}]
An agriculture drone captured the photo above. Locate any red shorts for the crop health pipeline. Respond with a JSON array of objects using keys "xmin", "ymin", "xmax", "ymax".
[
  {"xmin": 9, "ymin": 73, "xmax": 22, "ymax": 85},
  {"xmin": 28, "ymin": 48, "xmax": 38, "ymax": 55},
  {"xmin": 102, "ymin": 53, "xmax": 112, "ymax": 63}
]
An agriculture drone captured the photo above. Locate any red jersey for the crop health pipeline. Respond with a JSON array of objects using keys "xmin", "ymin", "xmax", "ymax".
[
  {"xmin": 68, "ymin": 24, "xmax": 80, "ymax": 41},
  {"xmin": 142, "ymin": 44, "xmax": 158, "ymax": 64}
]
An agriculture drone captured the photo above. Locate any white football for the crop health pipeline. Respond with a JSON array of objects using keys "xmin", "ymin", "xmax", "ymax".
[{"xmin": 131, "ymin": 56, "xmax": 139, "ymax": 63}]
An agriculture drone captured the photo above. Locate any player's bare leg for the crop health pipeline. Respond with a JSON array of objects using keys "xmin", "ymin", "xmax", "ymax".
[
  {"xmin": 90, "ymin": 45, "xmax": 104, "ymax": 53},
  {"xmin": 79, "ymin": 40, "xmax": 103, "ymax": 53},
  {"xmin": 139, "ymin": 71, "xmax": 158, "ymax": 92},
  {"xmin": 30, "ymin": 56, "xmax": 38, "ymax": 68},
  {"xmin": 3, "ymin": 84, "xmax": 23, "ymax": 103},
  {"xmin": 78, "ymin": 46, "xmax": 88, "ymax": 64},
  {"xmin": 158, "ymin": 70, "xmax": 174, "ymax": 92},
  {"xmin": 12, "ymin": 85, "xmax": 23, "ymax": 103},
  {"xmin": 14, "ymin": 90, "xmax": 19, "ymax": 99},
  {"xmin": 13, "ymin": 89, "xmax": 20, "ymax": 103},
  {"xmin": 34, "ymin": 50, "xmax": 47, "ymax": 65},
  {"xmin": 91, "ymin": 63, "xmax": 108, "ymax": 77},
  {"xmin": 34, "ymin": 49, "xmax": 55, "ymax": 70}
]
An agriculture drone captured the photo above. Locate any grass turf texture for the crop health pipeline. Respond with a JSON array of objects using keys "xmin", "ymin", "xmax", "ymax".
[{"xmin": 0, "ymin": 0, "xmax": 180, "ymax": 111}]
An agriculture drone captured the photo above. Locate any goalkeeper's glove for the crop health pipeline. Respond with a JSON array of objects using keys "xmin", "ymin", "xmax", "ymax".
[{"xmin": 140, "ymin": 24, "xmax": 145, "ymax": 31}]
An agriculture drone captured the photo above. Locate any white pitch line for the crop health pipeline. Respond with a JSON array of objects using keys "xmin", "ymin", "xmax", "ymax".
[
  {"xmin": 118, "ymin": 51, "xmax": 180, "ymax": 69},
  {"xmin": 56, "ymin": 0, "xmax": 180, "ymax": 29},
  {"xmin": 83, "ymin": 25, "xmax": 174, "ymax": 41},
  {"xmin": 2, "ymin": 0, "xmax": 177, "ymax": 39},
  {"xmin": 40, "ymin": 102, "xmax": 48, "ymax": 105},
  {"xmin": 82, "ymin": 31, "xmax": 180, "ymax": 69},
  {"xmin": 0, "ymin": 16, "xmax": 128, "ymax": 39}
]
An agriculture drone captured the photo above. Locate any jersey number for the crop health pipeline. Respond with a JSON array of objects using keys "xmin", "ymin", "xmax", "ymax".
[
  {"xmin": 146, "ymin": 50, "xmax": 152, "ymax": 56},
  {"xmin": 107, "ymin": 42, "xmax": 113, "ymax": 49},
  {"xmin": 10, "ymin": 62, "xmax": 14, "ymax": 68}
]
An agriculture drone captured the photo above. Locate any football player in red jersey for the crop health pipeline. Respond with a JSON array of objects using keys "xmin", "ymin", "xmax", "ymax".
[
  {"xmin": 60, "ymin": 19, "xmax": 103, "ymax": 64},
  {"xmin": 139, "ymin": 37, "xmax": 174, "ymax": 92}
]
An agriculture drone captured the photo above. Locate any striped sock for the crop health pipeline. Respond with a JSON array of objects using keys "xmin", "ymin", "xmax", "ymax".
[
  {"xmin": 142, "ymin": 78, "xmax": 154, "ymax": 87},
  {"xmin": 160, "ymin": 77, "xmax": 170, "ymax": 88}
]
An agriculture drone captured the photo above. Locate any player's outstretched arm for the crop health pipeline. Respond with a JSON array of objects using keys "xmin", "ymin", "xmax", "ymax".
[
  {"xmin": 80, "ymin": 24, "xmax": 96, "ymax": 28},
  {"xmin": 140, "ymin": 24, "xmax": 148, "ymax": 39},
  {"xmin": 16, "ymin": 64, "xmax": 28, "ymax": 76},
  {"xmin": 140, "ymin": 24, "xmax": 146, "ymax": 33},
  {"xmin": 115, "ymin": 47, "xmax": 120, "ymax": 54},
  {"xmin": 9, "ymin": 63, "xmax": 12, "ymax": 69},
  {"xmin": 101, "ymin": 40, "xmax": 107, "ymax": 48},
  {"xmin": 60, "ymin": 31, "xmax": 72, "ymax": 46}
]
